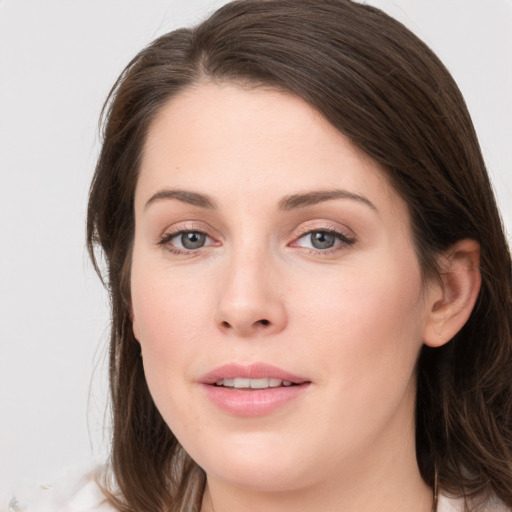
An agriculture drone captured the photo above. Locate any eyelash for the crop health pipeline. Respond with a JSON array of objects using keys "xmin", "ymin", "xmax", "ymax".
[
  {"xmin": 291, "ymin": 226, "xmax": 355, "ymax": 255},
  {"xmin": 158, "ymin": 229, "xmax": 216, "ymax": 256},
  {"xmin": 157, "ymin": 226, "xmax": 355, "ymax": 256}
]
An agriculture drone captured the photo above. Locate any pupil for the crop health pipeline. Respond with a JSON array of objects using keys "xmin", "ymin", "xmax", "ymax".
[
  {"xmin": 182, "ymin": 232, "xmax": 206, "ymax": 249},
  {"xmin": 311, "ymin": 231, "xmax": 335, "ymax": 249}
]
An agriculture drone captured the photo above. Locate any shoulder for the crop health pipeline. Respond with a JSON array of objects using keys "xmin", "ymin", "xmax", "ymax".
[
  {"xmin": 6, "ymin": 466, "xmax": 118, "ymax": 512},
  {"xmin": 438, "ymin": 491, "xmax": 511, "ymax": 512}
]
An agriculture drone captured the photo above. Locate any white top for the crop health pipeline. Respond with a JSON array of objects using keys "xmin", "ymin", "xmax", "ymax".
[
  {"xmin": 4, "ymin": 467, "xmax": 510, "ymax": 512},
  {"xmin": 5, "ymin": 468, "xmax": 116, "ymax": 512}
]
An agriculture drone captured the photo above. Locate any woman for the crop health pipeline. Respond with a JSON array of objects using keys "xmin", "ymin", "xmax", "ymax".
[{"xmin": 11, "ymin": 1, "xmax": 510, "ymax": 511}]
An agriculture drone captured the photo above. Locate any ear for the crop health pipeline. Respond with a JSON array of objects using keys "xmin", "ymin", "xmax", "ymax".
[
  {"xmin": 423, "ymin": 239, "xmax": 481, "ymax": 348},
  {"xmin": 130, "ymin": 305, "xmax": 141, "ymax": 342}
]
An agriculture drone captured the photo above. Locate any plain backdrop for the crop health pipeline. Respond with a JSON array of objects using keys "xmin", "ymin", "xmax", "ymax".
[{"xmin": 1, "ymin": 0, "xmax": 511, "ymax": 498}]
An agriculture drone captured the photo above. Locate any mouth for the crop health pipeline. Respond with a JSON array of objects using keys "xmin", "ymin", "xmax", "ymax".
[
  {"xmin": 200, "ymin": 363, "xmax": 311, "ymax": 416},
  {"xmin": 213, "ymin": 378, "xmax": 297, "ymax": 389},
  {"xmin": 200, "ymin": 362, "xmax": 309, "ymax": 387}
]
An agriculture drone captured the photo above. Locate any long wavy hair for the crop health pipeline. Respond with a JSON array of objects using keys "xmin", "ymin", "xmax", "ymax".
[{"xmin": 87, "ymin": 1, "xmax": 512, "ymax": 510}]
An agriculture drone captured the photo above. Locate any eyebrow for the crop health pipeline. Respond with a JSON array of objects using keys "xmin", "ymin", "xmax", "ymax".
[
  {"xmin": 279, "ymin": 189, "xmax": 378, "ymax": 212},
  {"xmin": 144, "ymin": 187, "xmax": 377, "ymax": 213},
  {"xmin": 145, "ymin": 189, "xmax": 217, "ymax": 210}
]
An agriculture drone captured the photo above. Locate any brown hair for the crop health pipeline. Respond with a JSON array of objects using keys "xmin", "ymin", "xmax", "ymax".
[{"xmin": 87, "ymin": 1, "xmax": 512, "ymax": 510}]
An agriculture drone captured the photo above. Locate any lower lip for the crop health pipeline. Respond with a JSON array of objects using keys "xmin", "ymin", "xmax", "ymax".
[{"xmin": 202, "ymin": 383, "xmax": 310, "ymax": 417}]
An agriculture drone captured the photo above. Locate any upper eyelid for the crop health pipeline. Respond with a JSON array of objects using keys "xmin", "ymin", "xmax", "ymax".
[
  {"xmin": 295, "ymin": 226, "xmax": 348, "ymax": 236},
  {"xmin": 292, "ymin": 222, "xmax": 356, "ymax": 240},
  {"xmin": 159, "ymin": 221, "xmax": 217, "ymax": 239}
]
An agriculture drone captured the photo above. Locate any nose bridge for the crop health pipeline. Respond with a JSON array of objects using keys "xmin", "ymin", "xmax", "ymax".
[{"xmin": 215, "ymin": 238, "xmax": 286, "ymax": 336}]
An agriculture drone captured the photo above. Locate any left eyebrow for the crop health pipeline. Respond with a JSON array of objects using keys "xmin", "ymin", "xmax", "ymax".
[{"xmin": 279, "ymin": 189, "xmax": 378, "ymax": 212}]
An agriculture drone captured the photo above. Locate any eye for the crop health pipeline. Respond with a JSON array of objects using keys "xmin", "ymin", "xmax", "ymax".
[
  {"xmin": 159, "ymin": 230, "xmax": 215, "ymax": 253},
  {"xmin": 292, "ymin": 229, "xmax": 354, "ymax": 252},
  {"xmin": 178, "ymin": 231, "xmax": 208, "ymax": 250},
  {"xmin": 307, "ymin": 231, "xmax": 338, "ymax": 250}
]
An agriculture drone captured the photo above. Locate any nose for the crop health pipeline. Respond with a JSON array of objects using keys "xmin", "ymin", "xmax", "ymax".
[{"xmin": 214, "ymin": 248, "xmax": 287, "ymax": 337}]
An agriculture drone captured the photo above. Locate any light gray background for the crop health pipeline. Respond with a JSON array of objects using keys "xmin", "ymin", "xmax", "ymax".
[{"xmin": 1, "ymin": 0, "xmax": 511, "ymax": 498}]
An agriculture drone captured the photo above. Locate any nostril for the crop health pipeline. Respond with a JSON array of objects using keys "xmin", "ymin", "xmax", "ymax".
[{"xmin": 218, "ymin": 317, "xmax": 275, "ymax": 332}]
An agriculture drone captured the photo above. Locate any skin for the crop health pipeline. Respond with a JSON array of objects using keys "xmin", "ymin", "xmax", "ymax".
[{"xmin": 130, "ymin": 83, "xmax": 477, "ymax": 512}]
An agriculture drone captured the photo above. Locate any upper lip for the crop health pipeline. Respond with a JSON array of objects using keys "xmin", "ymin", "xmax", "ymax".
[{"xmin": 199, "ymin": 363, "xmax": 310, "ymax": 385}]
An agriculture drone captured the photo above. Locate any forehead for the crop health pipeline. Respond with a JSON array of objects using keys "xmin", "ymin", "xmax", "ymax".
[{"xmin": 137, "ymin": 82, "xmax": 402, "ymax": 218}]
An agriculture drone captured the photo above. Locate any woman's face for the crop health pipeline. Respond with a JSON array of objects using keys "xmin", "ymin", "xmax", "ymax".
[{"xmin": 131, "ymin": 83, "xmax": 434, "ymax": 492}]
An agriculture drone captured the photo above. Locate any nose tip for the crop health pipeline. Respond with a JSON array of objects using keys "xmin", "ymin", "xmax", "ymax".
[{"xmin": 214, "ymin": 262, "xmax": 287, "ymax": 338}]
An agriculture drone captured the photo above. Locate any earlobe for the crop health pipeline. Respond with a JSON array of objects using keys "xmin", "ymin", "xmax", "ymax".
[{"xmin": 423, "ymin": 239, "xmax": 481, "ymax": 348}]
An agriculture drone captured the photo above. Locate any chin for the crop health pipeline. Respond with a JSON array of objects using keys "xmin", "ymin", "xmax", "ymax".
[
  {"xmin": 204, "ymin": 457, "xmax": 313, "ymax": 492},
  {"xmin": 185, "ymin": 431, "xmax": 320, "ymax": 492}
]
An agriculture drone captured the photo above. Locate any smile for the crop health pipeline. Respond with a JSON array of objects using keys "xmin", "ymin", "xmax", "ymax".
[
  {"xmin": 201, "ymin": 363, "xmax": 310, "ymax": 416},
  {"xmin": 214, "ymin": 378, "xmax": 295, "ymax": 389}
]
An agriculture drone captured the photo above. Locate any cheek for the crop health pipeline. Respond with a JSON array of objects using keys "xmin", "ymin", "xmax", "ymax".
[
  {"xmin": 292, "ymin": 253, "xmax": 425, "ymax": 386},
  {"xmin": 131, "ymin": 271, "xmax": 212, "ymax": 437},
  {"xmin": 280, "ymin": 257, "xmax": 425, "ymax": 462},
  {"xmin": 131, "ymin": 246, "xmax": 209, "ymax": 339},
  {"xmin": 130, "ymin": 257, "xmax": 212, "ymax": 392}
]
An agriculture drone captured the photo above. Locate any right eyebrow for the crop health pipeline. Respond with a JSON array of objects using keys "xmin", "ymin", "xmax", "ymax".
[{"xmin": 144, "ymin": 189, "xmax": 217, "ymax": 210}]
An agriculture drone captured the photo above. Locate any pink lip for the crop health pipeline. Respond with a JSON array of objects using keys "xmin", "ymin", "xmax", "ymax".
[
  {"xmin": 199, "ymin": 363, "xmax": 311, "ymax": 417},
  {"xmin": 200, "ymin": 363, "xmax": 309, "ymax": 384}
]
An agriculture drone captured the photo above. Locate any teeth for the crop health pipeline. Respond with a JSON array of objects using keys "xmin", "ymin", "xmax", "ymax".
[
  {"xmin": 234, "ymin": 377, "xmax": 250, "ymax": 388},
  {"xmin": 214, "ymin": 378, "xmax": 294, "ymax": 389}
]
